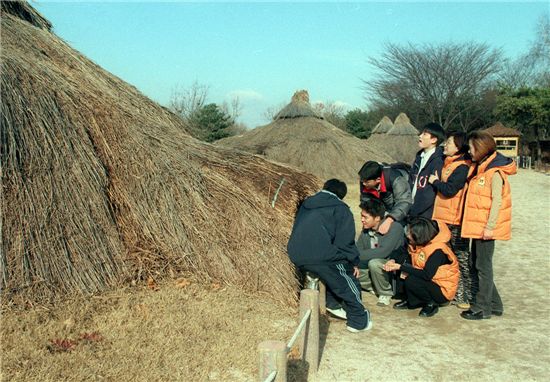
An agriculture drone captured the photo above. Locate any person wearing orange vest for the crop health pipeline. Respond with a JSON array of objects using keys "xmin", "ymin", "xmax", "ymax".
[
  {"xmin": 428, "ymin": 132, "xmax": 475, "ymax": 310},
  {"xmin": 383, "ymin": 217, "xmax": 459, "ymax": 317},
  {"xmin": 460, "ymin": 131, "xmax": 517, "ymax": 320}
]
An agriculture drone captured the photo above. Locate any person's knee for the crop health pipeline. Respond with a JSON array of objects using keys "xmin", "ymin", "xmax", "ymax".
[{"xmin": 368, "ymin": 259, "xmax": 385, "ymax": 274}]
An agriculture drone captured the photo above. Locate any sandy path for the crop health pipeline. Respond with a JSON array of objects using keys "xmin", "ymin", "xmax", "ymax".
[{"xmin": 315, "ymin": 169, "xmax": 550, "ymax": 381}]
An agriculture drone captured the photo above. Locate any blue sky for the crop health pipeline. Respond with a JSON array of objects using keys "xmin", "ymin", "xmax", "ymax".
[{"xmin": 34, "ymin": 1, "xmax": 549, "ymax": 128}]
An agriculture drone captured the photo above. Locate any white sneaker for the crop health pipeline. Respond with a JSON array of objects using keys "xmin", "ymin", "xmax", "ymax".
[
  {"xmin": 347, "ymin": 320, "xmax": 373, "ymax": 333},
  {"xmin": 326, "ymin": 307, "xmax": 347, "ymax": 320},
  {"xmin": 377, "ymin": 295, "xmax": 392, "ymax": 306}
]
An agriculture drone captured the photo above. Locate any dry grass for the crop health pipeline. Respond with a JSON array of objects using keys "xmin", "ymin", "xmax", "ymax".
[{"xmin": 1, "ymin": 281, "xmax": 303, "ymax": 381}]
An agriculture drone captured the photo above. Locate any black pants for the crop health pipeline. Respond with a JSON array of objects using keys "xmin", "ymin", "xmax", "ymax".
[
  {"xmin": 471, "ymin": 239, "xmax": 503, "ymax": 315},
  {"xmin": 299, "ymin": 263, "xmax": 368, "ymax": 330},
  {"xmin": 404, "ymin": 274, "xmax": 447, "ymax": 307}
]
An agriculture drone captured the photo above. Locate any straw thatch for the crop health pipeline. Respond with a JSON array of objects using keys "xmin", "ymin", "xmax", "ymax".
[
  {"xmin": 365, "ymin": 113, "xmax": 419, "ymax": 163},
  {"xmin": 273, "ymin": 90, "xmax": 323, "ymax": 120},
  {"xmin": 484, "ymin": 122, "xmax": 521, "ymax": 137},
  {"xmin": 216, "ymin": 92, "xmax": 394, "ymax": 182},
  {"xmin": 371, "ymin": 116, "xmax": 393, "ymax": 134},
  {"xmin": 387, "ymin": 113, "xmax": 419, "ymax": 136},
  {"xmin": 1, "ymin": 2, "xmax": 320, "ymax": 303}
]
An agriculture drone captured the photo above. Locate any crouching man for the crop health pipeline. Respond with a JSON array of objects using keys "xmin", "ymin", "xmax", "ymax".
[
  {"xmin": 356, "ymin": 198, "xmax": 404, "ymax": 306},
  {"xmin": 287, "ymin": 179, "xmax": 372, "ymax": 333}
]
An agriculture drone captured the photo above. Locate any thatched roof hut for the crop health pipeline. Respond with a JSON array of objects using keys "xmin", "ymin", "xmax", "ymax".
[
  {"xmin": 1, "ymin": 1, "xmax": 319, "ymax": 303},
  {"xmin": 274, "ymin": 89, "xmax": 323, "ymax": 120},
  {"xmin": 216, "ymin": 91, "xmax": 394, "ymax": 182},
  {"xmin": 371, "ymin": 116, "xmax": 393, "ymax": 134},
  {"xmin": 365, "ymin": 113, "xmax": 419, "ymax": 163},
  {"xmin": 484, "ymin": 122, "xmax": 521, "ymax": 137},
  {"xmin": 387, "ymin": 113, "xmax": 419, "ymax": 136}
]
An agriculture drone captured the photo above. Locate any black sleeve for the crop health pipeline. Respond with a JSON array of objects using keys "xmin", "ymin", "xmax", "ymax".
[
  {"xmin": 401, "ymin": 250, "xmax": 449, "ymax": 281},
  {"xmin": 433, "ymin": 165, "xmax": 469, "ymax": 198}
]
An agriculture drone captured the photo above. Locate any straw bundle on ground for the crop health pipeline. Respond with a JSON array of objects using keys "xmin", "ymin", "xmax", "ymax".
[
  {"xmin": 366, "ymin": 113, "xmax": 419, "ymax": 163},
  {"xmin": 1, "ymin": 1, "xmax": 319, "ymax": 304},
  {"xmin": 217, "ymin": 91, "xmax": 394, "ymax": 182},
  {"xmin": 371, "ymin": 116, "xmax": 393, "ymax": 134}
]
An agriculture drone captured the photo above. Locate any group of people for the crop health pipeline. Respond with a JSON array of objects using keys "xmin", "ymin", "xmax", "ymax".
[{"xmin": 287, "ymin": 123, "xmax": 517, "ymax": 333}]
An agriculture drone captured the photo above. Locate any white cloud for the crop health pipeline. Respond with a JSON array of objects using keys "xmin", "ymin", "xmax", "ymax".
[{"xmin": 226, "ymin": 89, "xmax": 264, "ymax": 102}]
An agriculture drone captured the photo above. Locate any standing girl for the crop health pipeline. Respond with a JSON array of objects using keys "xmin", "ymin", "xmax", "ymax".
[
  {"xmin": 460, "ymin": 131, "xmax": 517, "ymax": 320},
  {"xmin": 429, "ymin": 132, "xmax": 474, "ymax": 309}
]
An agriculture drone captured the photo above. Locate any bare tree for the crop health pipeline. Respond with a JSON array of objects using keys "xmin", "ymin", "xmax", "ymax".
[
  {"xmin": 220, "ymin": 96, "xmax": 242, "ymax": 124},
  {"xmin": 364, "ymin": 42, "xmax": 502, "ymax": 131},
  {"xmin": 262, "ymin": 102, "xmax": 287, "ymax": 122},
  {"xmin": 168, "ymin": 81, "xmax": 209, "ymax": 122},
  {"xmin": 312, "ymin": 101, "xmax": 347, "ymax": 129}
]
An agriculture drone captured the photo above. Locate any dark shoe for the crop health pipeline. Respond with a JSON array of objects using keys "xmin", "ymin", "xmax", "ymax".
[
  {"xmin": 393, "ymin": 300, "xmax": 409, "ymax": 310},
  {"xmin": 438, "ymin": 301, "xmax": 450, "ymax": 307},
  {"xmin": 492, "ymin": 310, "xmax": 503, "ymax": 317},
  {"xmin": 460, "ymin": 309, "xmax": 490, "ymax": 320},
  {"xmin": 419, "ymin": 304, "xmax": 439, "ymax": 317}
]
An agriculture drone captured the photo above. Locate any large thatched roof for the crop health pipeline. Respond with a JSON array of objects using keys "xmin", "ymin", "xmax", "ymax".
[
  {"xmin": 1, "ymin": 2, "xmax": 319, "ymax": 303},
  {"xmin": 387, "ymin": 113, "xmax": 419, "ymax": 136},
  {"xmin": 371, "ymin": 116, "xmax": 393, "ymax": 134},
  {"xmin": 216, "ymin": 92, "xmax": 394, "ymax": 182},
  {"xmin": 274, "ymin": 90, "xmax": 323, "ymax": 120}
]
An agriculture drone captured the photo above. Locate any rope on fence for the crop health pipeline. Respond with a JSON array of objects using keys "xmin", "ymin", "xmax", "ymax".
[
  {"xmin": 271, "ymin": 178, "xmax": 285, "ymax": 208},
  {"xmin": 286, "ymin": 309, "xmax": 311, "ymax": 350},
  {"xmin": 262, "ymin": 370, "xmax": 277, "ymax": 382}
]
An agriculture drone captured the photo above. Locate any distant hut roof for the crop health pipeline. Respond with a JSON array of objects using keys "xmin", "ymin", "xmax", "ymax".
[
  {"xmin": 387, "ymin": 113, "xmax": 418, "ymax": 136},
  {"xmin": 371, "ymin": 116, "xmax": 393, "ymax": 134},
  {"xmin": 274, "ymin": 90, "xmax": 323, "ymax": 120},
  {"xmin": 484, "ymin": 122, "xmax": 521, "ymax": 137}
]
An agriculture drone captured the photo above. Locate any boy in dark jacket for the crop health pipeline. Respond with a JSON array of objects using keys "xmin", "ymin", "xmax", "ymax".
[
  {"xmin": 409, "ymin": 122, "xmax": 445, "ymax": 218},
  {"xmin": 287, "ymin": 179, "xmax": 372, "ymax": 333}
]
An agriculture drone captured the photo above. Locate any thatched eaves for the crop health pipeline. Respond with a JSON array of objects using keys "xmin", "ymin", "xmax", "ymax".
[
  {"xmin": 274, "ymin": 90, "xmax": 323, "ymax": 120},
  {"xmin": 371, "ymin": 116, "xmax": 393, "ymax": 134},
  {"xmin": 484, "ymin": 122, "xmax": 521, "ymax": 137},
  {"xmin": 388, "ymin": 113, "xmax": 418, "ymax": 136},
  {"xmin": 1, "ymin": 0, "xmax": 52, "ymax": 31}
]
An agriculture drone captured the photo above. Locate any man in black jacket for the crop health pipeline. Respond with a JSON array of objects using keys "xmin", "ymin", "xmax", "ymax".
[{"xmin": 287, "ymin": 179, "xmax": 372, "ymax": 333}]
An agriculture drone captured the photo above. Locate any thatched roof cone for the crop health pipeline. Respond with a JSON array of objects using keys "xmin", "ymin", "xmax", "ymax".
[
  {"xmin": 274, "ymin": 90, "xmax": 323, "ymax": 120},
  {"xmin": 1, "ymin": 2, "xmax": 319, "ymax": 303},
  {"xmin": 371, "ymin": 116, "xmax": 393, "ymax": 134},
  {"xmin": 388, "ymin": 113, "xmax": 419, "ymax": 136},
  {"xmin": 217, "ymin": 97, "xmax": 394, "ymax": 182}
]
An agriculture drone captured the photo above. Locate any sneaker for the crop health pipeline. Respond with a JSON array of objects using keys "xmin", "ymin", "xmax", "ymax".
[
  {"xmin": 347, "ymin": 321, "xmax": 373, "ymax": 332},
  {"xmin": 326, "ymin": 307, "xmax": 347, "ymax": 320},
  {"xmin": 377, "ymin": 295, "xmax": 392, "ymax": 306},
  {"xmin": 457, "ymin": 302, "xmax": 471, "ymax": 310}
]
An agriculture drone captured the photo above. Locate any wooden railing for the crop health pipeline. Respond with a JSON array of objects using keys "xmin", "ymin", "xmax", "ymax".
[{"xmin": 258, "ymin": 283, "xmax": 326, "ymax": 382}]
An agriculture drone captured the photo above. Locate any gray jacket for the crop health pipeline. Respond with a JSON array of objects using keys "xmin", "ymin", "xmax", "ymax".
[{"xmin": 356, "ymin": 221, "xmax": 404, "ymax": 268}]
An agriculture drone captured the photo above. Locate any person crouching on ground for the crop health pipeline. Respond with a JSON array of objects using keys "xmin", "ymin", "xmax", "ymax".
[
  {"xmin": 383, "ymin": 217, "xmax": 459, "ymax": 317},
  {"xmin": 287, "ymin": 179, "xmax": 372, "ymax": 333},
  {"xmin": 429, "ymin": 132, "xmax": 475, "ymax": 310},
  {"xmin": 356, "ymin": 198, "xmax": 404, "ymax": 306},
  {"xmin": 460, "ymin": 131, "xmax": 517, "ymax": 320}
]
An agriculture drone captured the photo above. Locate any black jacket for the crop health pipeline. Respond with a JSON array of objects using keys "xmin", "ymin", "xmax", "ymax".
[
  {"xmin": 287, "ymin": 191, "xmax": 360, "ymax": 267},
  {"xmin": 409, "ymin": 147, "xmax": 445, "ymax": 218}
]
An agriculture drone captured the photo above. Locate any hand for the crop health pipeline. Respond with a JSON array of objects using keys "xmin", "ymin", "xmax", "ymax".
[
  {"xmin": 428, "ymin": 170, "xmax": 439, "ymax": 184},
  {"xmin": 378, "ymin": 217, "xmax": 394, "ymax": 235},
  {"xmin": 353, "ymin": 266, "xmax": 360, "ymax": 278},
  {"xmin": 482, "ymin": 228, "xmax": 494, "ymax": 240},
  {"xmin": 383, "ymin": 259, "xmax": 400, "ymax": 272}
]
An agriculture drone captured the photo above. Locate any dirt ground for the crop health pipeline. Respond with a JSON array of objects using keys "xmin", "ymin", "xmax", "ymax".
[{"xmin": 316, "ymin": 169, "xmax": 550, "ymax": 381}]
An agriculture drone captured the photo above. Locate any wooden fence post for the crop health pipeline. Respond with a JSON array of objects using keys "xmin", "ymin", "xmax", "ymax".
[
  {"xmin": 258, "ymin": 340, "xmax": 287, "ymax": 382},
  {"xmin": 319, "ymin": 281, "xmax": 326, "ymax": 314},
  {"xmin": 298, "ymin": 289, "xmax": 319, "ymax": 377}
]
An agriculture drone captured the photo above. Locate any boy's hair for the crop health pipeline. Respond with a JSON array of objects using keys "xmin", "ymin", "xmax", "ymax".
[
  {"xmin": 358, "ymin": 161, "xmax": 382, "ymax": 181},
  {"xmin": 467, "ymin": 130, "xmax": 496, "ymax": 162},
  {"xmin": 323, "ymin": 179, "xmax": 347, "ymax": 199},
  {"xmin": 359, "ymin": 198, "xmax": 386, "ymax": 219},
  {"xmin": 448, "ymin": 131, "xmax": 469, "ymax": 155},
  {"xmin": 407, "ymin": 216, "xmax": 439, "ymax": 246},
  {"xmin": 422, "ymin": 122, "xmax": 445, "ymax": 146}
]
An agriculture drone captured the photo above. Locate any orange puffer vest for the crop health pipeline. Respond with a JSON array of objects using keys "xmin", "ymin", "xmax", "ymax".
[
  {"xmin": 461, "ymin": 152, "xmax": 517, "ymax": 241},
  {"xmin": 432, "ymin": 155, "xmax": 472, "ymax": 225},
  {"xmin": 409, "ymin": 221, "xmax": 459, "ymax": 300}
]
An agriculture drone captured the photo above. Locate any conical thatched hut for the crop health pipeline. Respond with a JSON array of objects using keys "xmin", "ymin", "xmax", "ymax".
[
  {"xmin": 371, "ymin": 116, "xmax": 393, "ymax": 134},
  {"xmin": 216, "ymin": 91, "xmax": 394, "ymax": 182},
  {"xmin": 365, "ymin": 113, "xmax": 419, "ymax": 163},
  {"xmin": 1, "ymin": 2, "xmax": 319, "ymax": 303}
]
